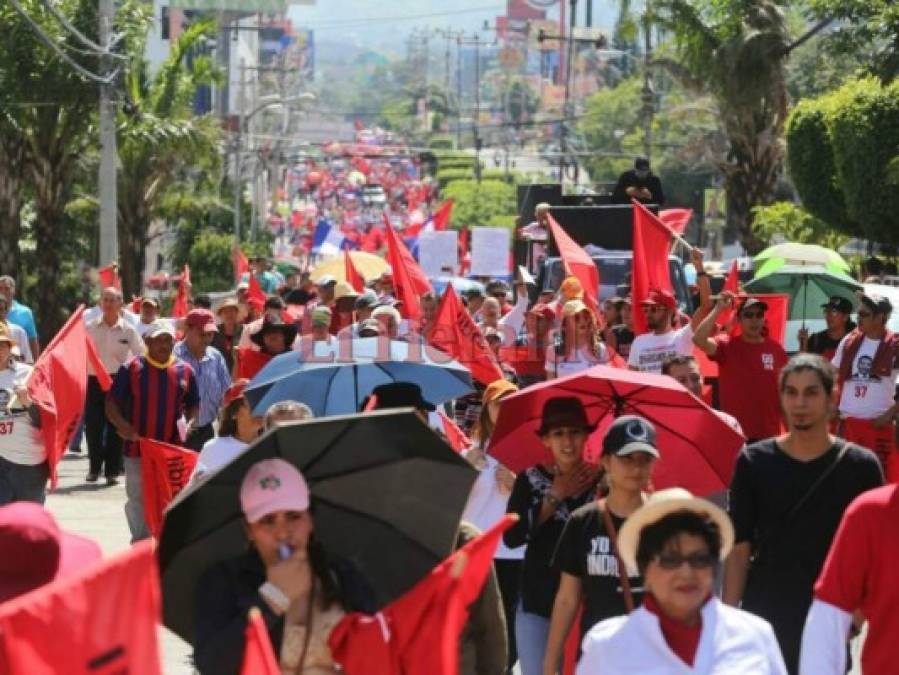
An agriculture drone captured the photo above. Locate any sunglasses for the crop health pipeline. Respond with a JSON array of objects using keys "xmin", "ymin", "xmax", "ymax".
[
  {"xmin": 655, "ymin": 551, "xmax": 716, "ymax": 570},
  {"xmin": 740, "ymin": 311, "xmax": 765, "ymax": 319}
]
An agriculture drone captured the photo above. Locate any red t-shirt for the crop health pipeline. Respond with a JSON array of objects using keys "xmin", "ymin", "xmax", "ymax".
[
  {"xmin": 710, "ymin": 335, "xmax": 787, "ymax": 440},
  {"xmin": 814, "ymin": 484, "xmax": 899, "ymax": 675}
]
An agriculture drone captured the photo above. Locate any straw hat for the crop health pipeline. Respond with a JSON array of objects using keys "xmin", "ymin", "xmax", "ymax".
[{"xmin": 616, "ymin": 488, "xmax": 734, "ymax": 576}]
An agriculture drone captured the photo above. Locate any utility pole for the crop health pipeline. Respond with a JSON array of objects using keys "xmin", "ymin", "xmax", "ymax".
[
  {"xmin": 98, "ymin": 0, "xmax": 118, "ymax": 270},
  {"xmin": 641, "ymin": 0, "xmax": 655, "ymax": 162},
  {"xmin": 233, "ymin": 60, "xmax": 245, "ymax": 244}
]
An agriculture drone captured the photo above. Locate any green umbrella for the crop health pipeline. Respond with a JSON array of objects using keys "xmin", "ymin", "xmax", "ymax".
[
  {"xmin": 744, "ymin": 265, "xmax": 861, "ymax": 327},
  {"xmin": 754, "ymin": 243, "xmax": 850, "ymax": 276}
]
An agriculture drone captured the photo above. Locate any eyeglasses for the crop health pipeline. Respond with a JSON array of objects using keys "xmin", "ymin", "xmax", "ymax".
[
  {"xmin": 642, "ymin": 306, "xmax": 667, "ymax": 314},
  {"xmin": 655, "ymin": 551, "xmax": 716, "ymax": 570},
  {"xmin": 740, "ymin": 311, "xmax": 764, "ymax": 319}
]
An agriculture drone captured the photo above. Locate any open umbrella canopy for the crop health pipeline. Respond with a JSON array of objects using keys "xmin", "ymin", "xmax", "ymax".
[
  {"xmin": 744, "ymin": 265, "xmax": 861, "ymax": 322},
  {"xmin": 487, "ymin": 366, "xmax": 744, "ymax": 496},
  {"xmin": 310, "ymin": 251, "xmax": 389, "ymax": 284},
  {"xmin": 245, "ymin": 337, "xmax": 473, "ymax": 416},
  {"xmin": 754, "ymin": 242, "xmax": 850, "ymax": 275},
  {"xmin": 158, "ymin": 409, "xmax": 477, "ymax": 643}
]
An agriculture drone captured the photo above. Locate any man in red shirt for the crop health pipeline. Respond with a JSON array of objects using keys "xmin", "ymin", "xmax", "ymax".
[
  {"xmin": 800, "ymin": 484, "xmax": 899, "ymax": 674},
  {"xmin": 693, "ymin": 293, "xmax": 788, "ymax": 442}
]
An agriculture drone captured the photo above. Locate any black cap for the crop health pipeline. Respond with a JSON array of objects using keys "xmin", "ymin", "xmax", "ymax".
[
  {"xmin": 602, "ymin": 415, "xmax": 660, "ymax": 458},
  {"xmin": 536, "ymin": 397, "xmax": 596, "ymax": 436},
  {"xmin": 462, "ymin": 286, "xmax": 486, "ymax": 299},
  {"xmin": 363, "ymin": 382, "xmax": 435, "ymax": 412},
  {"xmin": 634, "ymin": 157, "xmax": 650, "ymax": 170},
  {"xmin": 857, "ymin": 292, "xmax": 893, "ymax": 316},
  {"xmin": 738, "ymin": 297, "xmax": 768, "ymax": 314},
  {"xmin": 821, "ymin": 296, "xmax": 853, "ymax": 314}
]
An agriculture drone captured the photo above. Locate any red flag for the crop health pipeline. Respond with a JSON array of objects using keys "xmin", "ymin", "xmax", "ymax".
[
  {"xmin": 458, "ymin": 226, "xmax": 470, "ymax": 275},
  {"xmin": 431, "ymin": 199, "xmax": 454, "ymax": 232},
  {"xmin": 236, "ymin": 347, "xmax": 273, "ymax": 380},
  {"xmin": 240, "ymin": 608, "xmax": 280, "ymax": 675},
  {"xmin": 716, "ymin": 259, "xmax": 740, "ymax": 329},
  {"xmin": 631, "ymin": 201, "xmax": 674, "ymax": 335},
  {"xmin": 548, "ymin": 215, "xmax": 600, "ymax": 315},
  {"xmin": 232, "ymin": 247, "xmax": 250, "ymax": 284},
  {"xmin": 330, "ymin": 516, "xmax": 516, "ymax": 675},
  {"xmin": 383, "ymin": 214, "xmax": 433, "ymax": 321},
  {"xmin": 437, "ymin": 410, "xmax": 471, "ymax": 452},
  {"xmin": 427, "ymin": 286, "xmax": 504, "ymax": 386},
  {"xmin": 138, "ymin": 439, "xmax": 199, "ymax": 540},
  {"xmin": 0, "ymin": 541, "xmax": 161, "ymax": 675},
  {"xmin": 28, "ymin": 306, "xmax": 102, "ymax": 488},
  {"xmin": 97, "ymin": 264, "xmax": 121, "ymax": 290},
  {"xmin": 659, "ymin": 208, "xmax": 693, "ymax": 236},
  {"xmin": 344, "ymin": 250, "xmax": 365, "ymax": 293},
  {"xmin": 247, "ymin": 272, "xmax": 267, "ymax": 310},
  {"xmin": 171, "ymin": 265, "xmax": 191, "ymax": 318}
]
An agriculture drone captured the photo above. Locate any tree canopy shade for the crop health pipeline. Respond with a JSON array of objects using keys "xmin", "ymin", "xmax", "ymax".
[
  {"xmin": 442, "ymin": 179, "xmax": 517, "ymax": 230},
  {"xmin": 786, "ymin": 77, "xmax": 899, "ymax": 245}
]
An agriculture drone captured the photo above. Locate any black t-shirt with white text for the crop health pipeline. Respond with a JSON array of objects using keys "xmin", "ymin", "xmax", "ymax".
[{"xmin": 552, "ymin": 501, "xmax": 643, "ymax": 638}]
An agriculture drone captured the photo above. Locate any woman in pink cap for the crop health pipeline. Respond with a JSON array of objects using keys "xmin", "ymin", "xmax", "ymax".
[{"xmin": 193, "ymin": 458, "xmax": 345, "ymax": 675}]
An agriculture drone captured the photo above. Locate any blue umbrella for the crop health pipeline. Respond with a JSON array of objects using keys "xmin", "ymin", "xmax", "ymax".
[{"xmin": 245, "ymin": 337, "xmax": 474, "ymax": 416}]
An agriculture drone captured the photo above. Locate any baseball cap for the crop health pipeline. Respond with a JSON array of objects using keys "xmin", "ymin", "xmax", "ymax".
[
  {"xmin": 354, "ymin": 289, "xmax": 378, "ymax": 310},
  {"xmin": 738, "ymin": 297, "xmax": 769, "ymax": 314},
  {"xmin": 223, "ymin": 379, "xmax": 249, "ymax": 407},
  {"xmin": 240, "ymin": 458, "xmax": 310, "ymax": 524},
  {"xmin": 821, "ymin": 296, "xmax": 853, "ymax": 314},
  {"xmin": 144, "ymin": 320, "xmax": 176, "ymax": 340},
  {"xmin": 311, "ymin": 306, "xmax": 332, "ymax": 326},
  {"xmin": 185, "ymin": 308, "xmax": 217, "ymax": 333},
  {"xmin": 140, "ymin": 297, "xmax": 160, "ymax": 309},
  {"xmin": 0, "ymin": 502, "xmax": 102, "ymax": 602},
  {"xmin": 857, "ymin": 292, "xmax": 893, "ymax": 316},
  {"xmin": 357, "ymin": 318, "xmax": 381, "ymax": 336},
  {"xmin": 316, "ymin": 275, "xmax": 337, "ymax": 287},
  {"xmin": 635, "ymin": 156, "xmax": 650, "ymax": 170},
  {"xmin": 641, "ymin": 289, "xmax": 676, "ymax": 310},
  {"xmin": 602, "ymin": 415, "xmax": 660, "ymax": 458}
]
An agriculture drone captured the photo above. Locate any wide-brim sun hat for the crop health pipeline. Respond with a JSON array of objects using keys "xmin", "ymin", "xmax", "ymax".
[{"xmin": 617, "ymin": 487, "xmax": 734, "ymax": 576}]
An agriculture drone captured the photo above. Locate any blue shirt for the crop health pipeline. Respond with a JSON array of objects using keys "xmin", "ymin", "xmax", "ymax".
[
  {"xmin": 174, "ymin": 342, "xmax": 231, "ymax": 427},
  {"xmin": 8, "ymin": 301, "xmax": 36, "ymax": 339}
]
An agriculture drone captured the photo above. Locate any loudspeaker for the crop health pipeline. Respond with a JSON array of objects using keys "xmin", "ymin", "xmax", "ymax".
[{"xmin": 517, "ymin": 183, "xmax": 562, "ymax": 225}]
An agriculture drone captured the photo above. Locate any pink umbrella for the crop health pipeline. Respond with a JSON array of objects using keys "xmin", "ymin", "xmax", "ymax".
[{"xmin": 487, "ymin": 365, "xmax": 744, "ymax": 496}]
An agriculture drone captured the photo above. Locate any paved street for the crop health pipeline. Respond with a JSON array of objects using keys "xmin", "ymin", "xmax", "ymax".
[{"xmin": 45, "ymin": 449, "xmax": 193, "ymax": 675}]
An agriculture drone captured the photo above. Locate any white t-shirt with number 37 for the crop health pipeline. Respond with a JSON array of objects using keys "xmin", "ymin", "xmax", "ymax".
[
  {"xmin": 832, "ymin": 336, "xmax": 899, "ymax": 419},
  {"xmin": 0, "ymin": 361, "xmax": 44, "ymax": 466}
]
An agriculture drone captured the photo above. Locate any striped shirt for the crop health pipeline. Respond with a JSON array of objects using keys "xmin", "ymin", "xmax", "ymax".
[
  {"xmin": 109, "ymin": 356, "xmax": 199, "ymax": 458},
  {"xmin": 174, "ymin": 342, "xmax": 231, "ymax": 427}
]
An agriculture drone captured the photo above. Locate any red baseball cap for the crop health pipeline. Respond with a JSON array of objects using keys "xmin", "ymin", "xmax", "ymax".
[
  {"xmin": 529, "ymin": 303, "xmax": 556, "ymax": 321},
  {"xmin": 224, "ymin": 379, "xmax": 249, "ymax": 407},
  {"xmin": 641, "ymin": 289, "xmax": 676, "ymax": 310},
  {"xmin": 185, "ymin": 308, "xmax": 218, "ymax": 333},
  {"xmin": 0, "ymin": 502, "xmax": 102, "ymax": 603}
]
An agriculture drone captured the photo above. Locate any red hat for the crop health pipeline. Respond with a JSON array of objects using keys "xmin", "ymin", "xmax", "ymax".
[
  {"xmin": 641, "ymin": 288, "xmax": 676, "ymax": 310},
  {"xmin": 529, "ymin": 303, "xmax": 556, "ymax": 321},
  {"xmin": 184, "ymin": 308, "xmax": 218, "ymax": 333},
  {"xmin": 224, "ymin": 379, "xmax": 249, "ymax": 407},
  {"xmin": 0, "ymin": 502, "xmax": 102, "ymax": 602}
]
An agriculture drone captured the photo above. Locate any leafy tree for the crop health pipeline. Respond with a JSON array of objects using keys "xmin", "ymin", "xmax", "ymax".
[
  {"xmin": 786, "ymin": 77, "xmax": 899, "ymax": 244},
  {"xmin": 185, "ymin": 230, "xmax": 234, "ymax": 294},
  {"xmin": 650, "ymin": 0, "xmax": 793, "ymax": 253},
  {"xmin": 751, "ymin": 201, "xmax": 849, "ymax": 251},
  {"xmin": 442, "ymin": 179, "xmax": 517, "ymax": 229}
]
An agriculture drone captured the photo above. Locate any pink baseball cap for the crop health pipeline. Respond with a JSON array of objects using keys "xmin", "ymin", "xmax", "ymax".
[
  {"xmin": 642, "ymin": 288, "xmax": 677, "ymax": 310},
  {"xmin": 240, "ymin": 458, "xmax": 310, "ymax": 523}
]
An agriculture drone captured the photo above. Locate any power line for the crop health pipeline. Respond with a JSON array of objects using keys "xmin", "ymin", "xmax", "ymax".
[
  {"xmin": 35, "ymin": 0, "xmax": 127, "ymax": 60},
  {"xmin": 299, "ymin": 5, "xmax": 504, "ymax": 28}
]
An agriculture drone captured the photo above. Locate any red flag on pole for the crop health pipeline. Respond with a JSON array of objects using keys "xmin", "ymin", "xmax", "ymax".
[
  {"xmin": 715, "ymin": 259, "xmax": 741, "ymax": 329},
  {"xmin": 383, "ymin": 214, "xmax": 433, "ymax": 321},
  {"xmin": 240, "ymin": 608, "xmax": 280, "ymax": 675},
  {"xmin": 28, "ymin": 306, "xmax": 106, "ymax": 488},
  {"xmin": 431, "ymin": 198, "xmax": 454, "ymax": 231},
  {"xmin": 344, "ymin": 250, "xmax": 365, "ymax": 293},
  {"xmin": 97, "ymin": 264, "xmax": 121, "ymax": 290},
  {"xmin": 247, "ymin": 272, "xmax": 267, "ymax": 310},
  {"xmin": 330, "ymin": 515, "xmax": 517, "ymax": 675},
  {"xmin": 547, "ymin": 215, "xmax": 600, "ymax": 315},
  {"xmin": 138, "ymin": 438, "xmax": 199, "ymax": 540},
  {"xmin": 0, "ymin": 541, "xmax": 161, "ymax": 675},
  {"xmin": 232, "ymin": 246, "xmax": 250, "ymax": 284},
  {"xmin": 171, "ymin": 265, "xmax": 191, "ymax": 319},
  {"xmin": 458, "ymin": 226, "xmax": 470, "ymax": 275},
  {"xmin": 659, "ymin": 208, "xmax": 693, "ymax": 236},
  {"xmin": 437, "ymin": 410, "xmax": 472, "ymax": 452},
  {"xmin": 427, "ymin": 285, "xmax": 504, "ymax": 386},
  {"xmin": 631, "ymin": 201, "xmax": 674, "ymax": 335}
]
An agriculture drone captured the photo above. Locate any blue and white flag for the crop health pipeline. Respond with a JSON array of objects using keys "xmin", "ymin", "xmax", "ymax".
[{"xmin": 312, "ymin": 218, "xmax": 345, "ymax": 256}]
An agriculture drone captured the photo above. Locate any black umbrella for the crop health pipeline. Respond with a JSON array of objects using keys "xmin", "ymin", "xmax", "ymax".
[{"xmin": 157, "ymin": 408, "xmax": 477, "ymax": 643}]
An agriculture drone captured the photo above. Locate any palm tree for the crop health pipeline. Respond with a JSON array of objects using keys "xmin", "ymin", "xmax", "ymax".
[{"xmin": 651, "ymin": 0, "xmax": 791, "ymax": 253}]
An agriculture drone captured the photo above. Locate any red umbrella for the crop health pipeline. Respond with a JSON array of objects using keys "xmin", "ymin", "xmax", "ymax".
[{"xmin": 487, "ymin": 365, "xmax": 744, "ymax": 496}]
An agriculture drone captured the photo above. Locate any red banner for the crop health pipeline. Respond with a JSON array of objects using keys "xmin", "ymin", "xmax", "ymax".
[
  {"xmin": 138, "ymin": 438, "xmax": 198, "ymax": 540},
  {"xmin": 28, "ymin": 306, "xmax": 98, "ymax": 487},
  {"xmin": 548, "ymin": 215, "xmax": 600, "ymax": 316},
  {"xmin": 0, "ymin": 541, "xmax": 161, "ymax": 675},
  {"xmin": 427, "ymin": 285, "xmax": 504, "ymax": 386},
  {"xmin": 97, "ymin": 265, "xmax": 121, "ymax": 290},
  {"xmin": 431, "ymin": 199, "xmax": 454, "ymax": 232},
  {"xmin": 240, "ymin": 608, "xmax": 279, "ymax": 675},
  {"xmin": 631, "ymin": 201, "xmax": 674, "ymax": 335}
]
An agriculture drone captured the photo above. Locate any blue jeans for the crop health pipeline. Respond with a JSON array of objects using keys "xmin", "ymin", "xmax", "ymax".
[
  {"xmin": 0, "ymin": 456, "xmax": 49, "ymax": 505},
  {"xmin": 515, "ymin": 605, "xmax": 553, "ymax": 675},
  {"xmin": 124, "ymin": 457, "xmax": 150, "ymax": 543}
]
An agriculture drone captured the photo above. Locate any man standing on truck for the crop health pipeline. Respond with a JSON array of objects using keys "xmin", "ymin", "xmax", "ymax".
[
  {"xmin": 627, "ymin": 248, "xmax": 710, "ymax": 373},
  {"xmin": 612, "ymin": 157, "xmax": 665, "ymax": 206}
]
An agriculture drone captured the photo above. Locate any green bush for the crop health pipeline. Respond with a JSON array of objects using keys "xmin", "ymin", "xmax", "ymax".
[
  {"xmin": 442, "ymin": 179, "xmax": 517, "ymax": 228},
  {"xmin": 187, "ymin": 229, "xmax": 239, "ymax": 293},
  {"xmin": 751, "ymin": 201, "xmax": 849, "ymax": 251},
  {"xmin": 429, "ymin": 135, "xmax": 455, "ymax": 150},
  {"xmin": 436, "ymin": 168, "xmax": 475, "ymax": 189}
]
